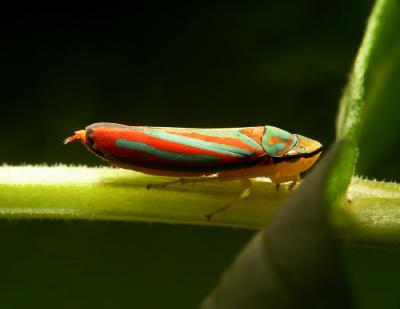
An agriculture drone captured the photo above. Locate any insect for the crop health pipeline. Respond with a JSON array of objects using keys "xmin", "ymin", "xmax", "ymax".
[{"xmin": 65, "ymin": 123, "xmax": 323, "ymax": 220}]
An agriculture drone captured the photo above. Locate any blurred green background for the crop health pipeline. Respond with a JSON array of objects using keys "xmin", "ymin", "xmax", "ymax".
[{"xmin": 3, "ymin": 1, "xmax": 400, "ymax": 308}]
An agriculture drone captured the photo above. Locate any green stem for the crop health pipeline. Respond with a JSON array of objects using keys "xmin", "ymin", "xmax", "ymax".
[
  {"xmin": 336, "ymin": 177, "xmax": 400, "ymax": 246},
  {"xmin": 1, "ymin": 166, "xmax": 399, "ymax": 246},
  {"xmin": 0, "ymin": 165, "xmax": 289, "ymax": 228}
]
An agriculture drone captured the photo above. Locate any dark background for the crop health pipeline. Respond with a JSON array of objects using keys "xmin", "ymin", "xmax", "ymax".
[
  {"xmin": 2, "ymin": 2, "xmax": 371, "ymax": 168},
  {"xmin": 4, "ymin": 2, "xmax": 399, "ymax": 308}
]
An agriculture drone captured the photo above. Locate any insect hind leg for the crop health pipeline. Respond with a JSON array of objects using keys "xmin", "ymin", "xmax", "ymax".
[
  {"xmin": 146, "ymin": 175, "xmax": 218, "ymax": 190},
  {"xmin": 205, "ymin": 179, "xmax": 252, "ymax": 221}
]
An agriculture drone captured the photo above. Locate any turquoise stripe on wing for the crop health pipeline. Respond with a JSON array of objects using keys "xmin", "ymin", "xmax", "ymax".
[
  {"xmin": 144, "ymin": 130, "xmax": 254, "ymax": 157},
  {"xmin": 184, "ymin": 128, "xmax": 264, "ymax": 152},
  {"xmin": 115, "ymin": 139, "xmax": 221, "ymax": 163}
]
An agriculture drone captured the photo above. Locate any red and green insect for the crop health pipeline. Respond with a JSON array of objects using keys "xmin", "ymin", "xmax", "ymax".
[{"xmin": 65, "ymin": 123, "xmax": 323, "ymax": 219}]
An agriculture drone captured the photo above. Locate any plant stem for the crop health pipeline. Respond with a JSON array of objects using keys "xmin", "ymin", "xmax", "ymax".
[
  {"xmin": 1, "ymin": 166, "xmax": 399, "ymax": 246},
  {"xmin": 0, "ymin": 165, "xmax": 289, "ymax": 228},
  {"xmin": 336, "ymin": 177, "xmax": 400, "ymax": 247}
]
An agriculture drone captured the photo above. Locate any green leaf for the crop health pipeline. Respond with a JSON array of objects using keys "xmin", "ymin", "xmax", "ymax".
[
  {"xmin": 357, "ymin": 0, "xmax": 400, "ymax": 179},
  {"xmin": 336, "ymin": 0, "xmax": 387, "ymax": 141},
  {"xmin": 336, "ymin": 0, "xmax": 400, "ymax": 179},
  {"xmin": 201, "ymin": 141, "xmax": 355, "ymax": 309}
]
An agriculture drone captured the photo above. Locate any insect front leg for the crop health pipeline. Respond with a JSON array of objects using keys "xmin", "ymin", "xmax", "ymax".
[
  {"xmin": 146, "ymin": 175, "xmax": 218, "ymax": 190},
  {"xmin": 270, "ymin": 174, "xmax": 299, "ymax": 191},
  {"xmin": 205, "ymin": 178, "xmax": 252, "ymax": 221}
]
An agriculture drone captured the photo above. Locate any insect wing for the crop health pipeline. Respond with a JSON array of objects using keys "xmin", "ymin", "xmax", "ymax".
[{"xmin": 88, "ymin": 125, "xmax": 266, "ymax": 173}]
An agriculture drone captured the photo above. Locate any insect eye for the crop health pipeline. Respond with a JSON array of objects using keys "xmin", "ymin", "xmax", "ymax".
[{"xmin": 298, "ymin": 145, "xmax": 306, "ymax": 153}]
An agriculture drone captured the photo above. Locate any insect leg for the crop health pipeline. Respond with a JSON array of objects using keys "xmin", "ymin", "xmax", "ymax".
[
  {"xmin": 271, "ymin": 174, "xmax": 299, "ymax": 191},
  {"xmin": 287, "ymin": 174, "xmax": 299, "ymax": 191},
  {"xmin": 205, "ymin": 179, "xmax": 252, "ymax": 221},
  {"xmin": 146, "ymin": 175, "xmax": 218, "ymax": 190}
]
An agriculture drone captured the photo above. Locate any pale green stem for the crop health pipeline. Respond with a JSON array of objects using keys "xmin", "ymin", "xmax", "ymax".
[
  {"xmin": 335, "ymin": 177, "xmax": 400, "ymax": 246},
  {"xmin": 0, "ymin": 166, "xmax": 399, "ymax": 246},
  {"xmin": 0, "ymin": 165, "xmax": 290, "ymax": 228}
]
